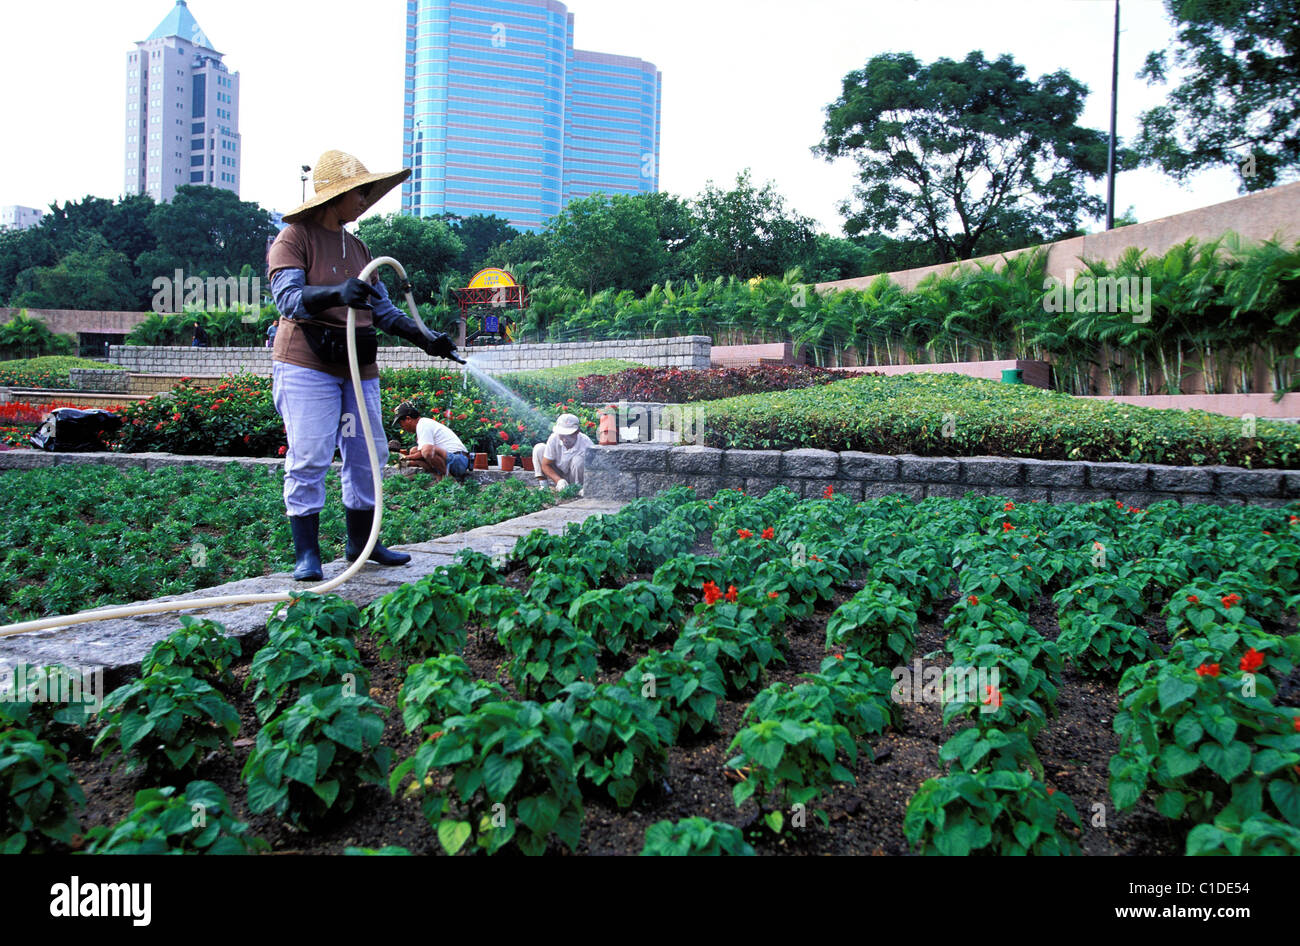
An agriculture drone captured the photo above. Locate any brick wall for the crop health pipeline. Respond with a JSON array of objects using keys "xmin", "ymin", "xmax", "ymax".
[{"xmin": 584, "ymin": 444, "xmax": 1300, "ymax": 508}]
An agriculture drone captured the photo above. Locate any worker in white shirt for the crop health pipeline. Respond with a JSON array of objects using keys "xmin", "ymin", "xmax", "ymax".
[
  {"xmin": 393, "ymin": 402, "xmax": 470, "ymax": 483},
  {"xmin": 533, "ymin": 412, "xmax": 592, "ymax": 490}
]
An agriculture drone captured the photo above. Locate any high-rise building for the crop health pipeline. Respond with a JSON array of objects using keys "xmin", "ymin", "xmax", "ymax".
[
  {"xmin": 401, "ymin": 0, "xmax": 660, "ymax": 232},
  {"xmin": 125, "ymin": 1, "xmax": 240, "ymax": 203}
]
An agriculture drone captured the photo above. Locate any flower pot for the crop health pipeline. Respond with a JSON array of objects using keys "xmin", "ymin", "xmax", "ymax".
[
  {"xmin": 521, "ymin": 456, "xmax": 534, "ymax": 471},
  {"xmin": 474, "ymin": 452, "xmax": 488, "ymax": 470},
  {"xmin": 499, "ymin": 455, "xmax": 515, "ymax": 472}
]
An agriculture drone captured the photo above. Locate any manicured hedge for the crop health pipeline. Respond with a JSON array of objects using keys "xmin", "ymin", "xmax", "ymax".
[
  {"xmin": 697, "ymin": 373, "xmax": 1300, "ymax": 468},
  {"xmin": 0, "ymin": 356, "xmax": 124, "ymax": 388},
  {"xmin": 576, "ymin": 364, "xmax": 842, "ymax": 404}
]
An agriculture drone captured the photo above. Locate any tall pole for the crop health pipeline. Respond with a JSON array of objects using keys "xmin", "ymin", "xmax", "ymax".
[{"xmin": 1106, "ymin": 0, "xmax": 1119, "ymax": 230}]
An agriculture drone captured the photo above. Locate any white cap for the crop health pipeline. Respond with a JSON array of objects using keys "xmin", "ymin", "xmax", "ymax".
[{"xmin": 553, "ymin": 413, "xmax": 580, "ymax": 434}]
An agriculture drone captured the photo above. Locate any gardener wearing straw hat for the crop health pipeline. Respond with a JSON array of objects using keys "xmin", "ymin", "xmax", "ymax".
[
  {"xmin": 267, "ymin": 149, "xmax": 460, "ymax": 581},
  {"xmin": 533, "ymin": 412, "xmax": 593, "ymax": 492}
]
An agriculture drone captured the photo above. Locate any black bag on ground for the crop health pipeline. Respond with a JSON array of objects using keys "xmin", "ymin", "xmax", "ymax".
[{"xmin": 29, "ymin": 409, "xmax": 123, "ymax": 452}]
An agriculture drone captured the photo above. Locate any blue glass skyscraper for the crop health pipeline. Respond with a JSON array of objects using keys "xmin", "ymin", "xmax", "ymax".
[{"xmin": 401, "ymin": 0, "xmax": 660, "ymax": 232}]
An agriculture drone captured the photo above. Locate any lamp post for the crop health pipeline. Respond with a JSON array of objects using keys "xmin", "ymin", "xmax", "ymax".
[
  {"xmin": 1106, "ymin": 0, "xmax": 1119, "ymax": 230},
  {"xmin": 301, "ymin": 164, "xmax": 311, "ymax": 204}
]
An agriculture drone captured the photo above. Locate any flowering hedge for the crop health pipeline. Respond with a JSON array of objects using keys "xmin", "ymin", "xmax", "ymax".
[
  {"xmin": 576, "ymin": 364, "xmax": 842, "ymax": 404},
  {"xmin": 111, "ymin": 374, "xmax": 285, "ymax": 457}
]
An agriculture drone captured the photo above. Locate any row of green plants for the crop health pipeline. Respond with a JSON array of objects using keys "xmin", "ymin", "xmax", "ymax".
[
  {"xmin": 0, "ymin": 464, "xmax": 563, "ymax": 625},
  {"xmin": 6, "ymin": 487, "xmax": 1299, "ymax": 855},
  {"xmin": 697, "ymin": 371, "xmax": 1300, "ymax": 468},
  {"xmin": 0, "ymin": 355, "xmax": 123, "ymax": 389},
  {"xmin": 519, "ymin": 236, "xmax": 1300, "ymax": 397}
]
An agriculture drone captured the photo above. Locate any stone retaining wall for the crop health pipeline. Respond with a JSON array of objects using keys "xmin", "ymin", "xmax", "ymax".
[
  {"xmin": 584, "ymin": 444, "xmax": 1300, "ymax": 508},
  {"xmin": 68, "ymin": 368, "xmax": 131, "ymax": 393},
  {"xmin": 107, "ymin": 336, "xmax": 711, "ymax": 377}
]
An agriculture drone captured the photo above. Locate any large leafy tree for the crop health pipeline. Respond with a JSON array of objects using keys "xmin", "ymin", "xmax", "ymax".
[
  {"xmin": 438, "ymin": 213, "xmax": 519, "ymax": 274},
  {"xmin": 1137, "ymin": 0, "xmax": 1300, "ymax": 191},
  {"xmin": 544, "ymin": 193, "xmax": 666, "ymax": 296},
  {"xmin": 135, "ymin": 186, "xmax": 277, "ymax": 285},
  {"xmin": 10, "ymin": 234, "xmax": 140, "ymax": 311},
  {"xmin": 815, "ymin": 51, "xmax": 1114, "ymax": 261},
  {"xmin": 687, "ymin": 170, "xmax": 818, "ymax": 279},
  {"xmin": 356, "ymin": 212, "xmax": 464, "ymax": 303}
]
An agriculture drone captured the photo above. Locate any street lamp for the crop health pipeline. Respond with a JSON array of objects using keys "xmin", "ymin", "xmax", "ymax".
[{"xmin": 301, "ymin": 164, "xmax": 311, "ymax": 203}]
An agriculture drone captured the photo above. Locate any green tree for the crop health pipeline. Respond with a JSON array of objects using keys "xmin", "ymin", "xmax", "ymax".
[
  {"xmin": 441, "ymin": 213, "xmax": 519, "ymax": 273},
  {"xmin": 815, "ymin": 51, "xmax": 1116, "ymax": 261},
  {"xmin": 11, "ymin": 234, "xmax": 140, "ymax": 311},
  {"xmin": 135, "ymin": 186, "xmax": 276, "ymax": 286},
  {"xmin": 687, "ymin": 170, "xmax": 818, "ymax": 279},
  {"xmin": 1136, "ymin": 0, "xmax": 1299, "ymax": 191},
  {"xmin": 544, "ymin": 193, "xmax": 667, "ymax": 296},
  {"xmin": 356, "ymin": 212, "xmax": 464, "ymax": 304},
  {"xmin": 0, "ymin": 227, "xmax": 58, "ymax": 305},
  {"xmin": 639, "ymin": 192, "xmax": 699, "ymax": 283},
  {"xmin": 0, "ymin": 311, "xmax": 75, "ymax": 359}
]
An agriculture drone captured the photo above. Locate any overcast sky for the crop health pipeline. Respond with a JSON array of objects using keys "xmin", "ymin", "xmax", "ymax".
[{"xmin": 0, "ymin": 0, "xmax": 1250, "ymax": 236}]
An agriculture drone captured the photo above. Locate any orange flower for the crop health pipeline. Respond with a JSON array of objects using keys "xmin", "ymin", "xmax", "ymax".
[
  {"xmin": 1187, "ymin": 594, "xmax": 1199, "ymax": 604},
  {"xmin": 736, "ymin": 528, "xmax": 753, "ymax": 539},
  {"xmin": 724, "ymin": 584, "xmax": 738, "ymax": 602},
  {"xmin": 1003, "ymin": 501, "xmax": 1015, "ymax": 511},
  {"xmin": 761, "ymin": 527, "xmax": 775, "ymax": 540},
  {"xmin": 1221, "ymin": 593, "xmax": 1242, "ymax": 609},
  {"xmin": 1196, "ymin": 663, "xmax": 1220, "ymax": 677},
  {"xmin": 702, "ymin": 581, "xmax": 722, "ymax": 606},
  {"xmin": 1002, "ymin": 522, "xmax": 1014, "ymax": 532},
  {"xmin": 833, "ymin": 653, "xmax": 844, "ymax": 661},
  {"xmin": 767, "ymin": 591, "xmax": 779, "ymax": 599},
  {"xmin": 967, "ymin": 595, "xmax": 979, "ymax": 606},
  {"xmin": 982, "ymin": 685, "xmax": 1002, "ymax": 709},
  {"xmin": 822, "ymin": 484, "xmax": 834, "ymax": 499}
]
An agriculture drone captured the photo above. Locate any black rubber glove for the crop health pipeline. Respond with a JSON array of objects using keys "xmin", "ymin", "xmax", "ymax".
[
  {"xmin": 389, "ymin": 316, "xmax": 460, "ymax": 361},
  {"xmin": 299, "ymin": 278, "xmax": 378, "ymax": 316}
]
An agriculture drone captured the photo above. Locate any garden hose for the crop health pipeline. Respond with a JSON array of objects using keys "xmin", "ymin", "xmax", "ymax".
[{"xmin": 0, "ymin": 256, "xmax": 458, "ymax": 640}]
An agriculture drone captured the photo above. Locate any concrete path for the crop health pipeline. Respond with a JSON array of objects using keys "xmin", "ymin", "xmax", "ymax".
[{"xmin": 0, "ymin": 498, "xmax": 625, "ymax": 685}]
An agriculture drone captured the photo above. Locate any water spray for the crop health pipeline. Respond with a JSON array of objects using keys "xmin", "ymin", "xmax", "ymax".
[{"xmin": 0, "ymin": 256, "xmax": 460, "ymax": 640}]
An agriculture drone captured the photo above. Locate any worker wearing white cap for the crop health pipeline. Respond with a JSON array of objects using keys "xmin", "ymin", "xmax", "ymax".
[{"xmin": 534, "ymin": 412, "xmax": 592, "ymax": 490}]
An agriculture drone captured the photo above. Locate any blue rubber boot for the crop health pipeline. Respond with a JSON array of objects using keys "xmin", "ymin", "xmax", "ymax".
[
  {"xmin": 345, "ymin": 507, "xmax": 411, "ymax": 566},
  {"xmin": 289, "ymin": 513, "xmax": 323, "ymax": 581}
]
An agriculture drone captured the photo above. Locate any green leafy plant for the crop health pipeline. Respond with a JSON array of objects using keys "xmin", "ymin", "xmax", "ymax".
[
  {"xmin": 140, "ymin": 616, "xmax": 242, "ymax": 686},
  {"xmin": 495, "ymin": 603, "xmax": 598, "ymax": 700},
  {"xmin": 904, "ymin": 770, "xmax": 1082, "ymax": 855},
  {"xmin": 83, "ymin": 780, "xmax": 268, "ymax": 854},
  {"xmin": 550, "ymin": 682, "xmax": 672, "ymax": 807},
  {"xmin": 397, "ymin": 655, "xmax": 507, "ymax": 734},
  {"xmin": 622, "ymin": 649, "xmax": 727, "ymax": 740},
  {"xmin": 241, "ymin": 688, "xmax": 392, "ymax": 828},
  {"xmin": 640, "ymin": 817, "xmax": 756, "ymax": 856},
  {"xmin": 268, "ymin": 592, "xmax": 363, "ymax": 640},
  {"xmin": 245, "ymin": 625, "xmax": 368, "ymax": 724},
  {"xmin": 94, "ymin": 669, "xmax": 240, "ymax": 778},
  {"xmin": 0, "ymin": 729, "xmax": 85, "ymax": 853},
  {"xmin": 727, "ymin": 682, "xmax": 858, "ymax": 830},
  {"xmin": 365, "ymin": 574, "xmax": 468, "ymax": 660},
  {"xmin": 567, "ymin": 581, "xmax": 677, "ymax": 655},
  {"xmin": 390, "ymin": 700, "xmax": 584, "ymax": 856},
  {"xmin": 824, "ymin": 580, "xmax": 918, "ymax": 664},
  {"xmin": 0, "ymin": 663, "xmax": 101, "ymax": 736}
]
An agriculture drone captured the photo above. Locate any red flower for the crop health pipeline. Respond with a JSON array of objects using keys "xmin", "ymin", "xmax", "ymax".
[
  {"xmin": 1116, "ymin": 501, "xmax": 1125, "ymax": 509},
  {"xmin": 1196, "ymin": 663, "xmax": 1220, "ymax": 677},
  {"xmin": 761, "ymin": 527, "xmax": 775, "ymax": 540},
  {"xmin": 435, "ymin": 390, "xmax": 444, "ymax": 395},
  {"xmin": 1239, "ymin": 648, "xmax": 1265, "ymax": 673},
  {"xmin": 983, "ymin": 686, "xmax": 1002, "ymax": 709},
  {"xmin": 1293, "ymin": 716, "xmax": 1300, "ymax": 733},
  {"xmin": 1263, "ymin": 530, "xmax": 1272, "ymax": 535},
  {"xmin": 736, "ymin": 528, "xmax": 753, "ymax": 539},
  {"xmin": 1290, "ymin": 516, "xmax": 1298, "ymax": 524},
  {"xmin": 473, "ymin": 399, "xmax": 481, "ymax": 404},
  {"xmin": 810, "ymin": 555, "xmax": 822, "ymax": 562},
  {"xmin": 967, "ymin": 595, "xmax": 979, "ymax": 606},
  {"xmin": 822, "ymin": 484, "xmax": 834, "ymax": 499},
  {"xmin": 172, "ymin": 413, "xmax": 181, "ymax": 421},
  {"xmin": 154, "ymin": 422, "xmax": 163, "ymax": 431},
  {"xmin": 1221, "ymin": 593, "xmax": 1241, "ymax": 609},
  {"xmin": 499, "ymin": 430, "xmax": 509, "ymax": 440},
  {"xmin": 243, "ymin": 434, "xmax": 250, "ymax": 443},
  {"xmin": 702, "ymin": 580, "xmax": 722, "ymax": 606},
  {"xmin": 1002, "ymin": 522, "xmax": 1014, "ymax": 532},
  {"xmin": 277, "ymin": 446, "xmax": 287, "ymax": 456},
  {"xmin": 1187, "ymin": 594, "xmax": 1199, "ymax": 604},
  {"xmin": 1003, "ymin": 501, "xmax": 1015, "ymax": 511},
  {"xmin": 767, "ymin": 591, "xmax": 779, "ymax": 599},
  {"xmin": 724, "ymin": 584, "xmax": 738, "ymax": 602},
  {"xmin": 833, "ymin": 653, "xmax": 844, "ymax": 661},
  {"xmin": 1046, "ymin": 787, "xmax": 1056, "ymax": 796}
]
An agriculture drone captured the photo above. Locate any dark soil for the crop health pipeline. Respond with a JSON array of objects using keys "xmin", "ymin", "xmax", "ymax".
[{"xmin": 56, "ymin": 544, "xmax": 1273, "ymax": 857}]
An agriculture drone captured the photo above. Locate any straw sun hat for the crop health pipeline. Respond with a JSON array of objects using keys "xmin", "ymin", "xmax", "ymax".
[{"xmin": 282, "ymin": 150, "xmax": 411, "ymax": 223}]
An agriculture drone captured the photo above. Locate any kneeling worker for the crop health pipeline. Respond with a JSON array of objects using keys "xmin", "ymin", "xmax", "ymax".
[
  {"xmin": 394, "ymin": 402, "xmax": 470, "ymax": 483},
  {"xmin": 533, "ymin": 412, "xmax": 592, "ymax": 490}
]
